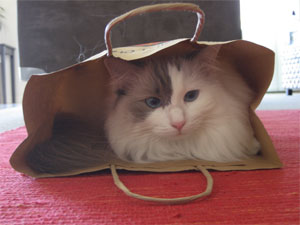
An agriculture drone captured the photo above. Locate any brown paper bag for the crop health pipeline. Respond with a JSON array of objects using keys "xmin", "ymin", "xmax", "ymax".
[{"xmin": 10, "ymin": 3, "xmax": 282, "ymax": 204}]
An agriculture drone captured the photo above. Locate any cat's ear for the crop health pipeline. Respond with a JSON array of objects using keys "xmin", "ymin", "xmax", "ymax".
[{"xmin": 104, "ymin": 56, "xmax": 140, "ymax": 79}]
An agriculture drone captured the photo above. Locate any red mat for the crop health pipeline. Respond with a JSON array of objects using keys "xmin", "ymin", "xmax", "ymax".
[{"xmin": 1, "ymin": 110, "xmax": 299, "ymax": 225}]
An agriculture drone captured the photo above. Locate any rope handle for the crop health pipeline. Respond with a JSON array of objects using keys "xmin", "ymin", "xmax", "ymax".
[
  {"xmin": 104, "ymin": 3, "xmax": 205, "ymax": 56},
  {"xmin": 110, "ymin": 164, "xmax": 213, "ymax": 204}
]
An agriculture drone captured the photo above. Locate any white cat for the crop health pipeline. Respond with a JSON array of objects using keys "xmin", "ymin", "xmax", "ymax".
[{"xmin": 104, "ymin": 46, "xmax": 260, "ymax": 163}]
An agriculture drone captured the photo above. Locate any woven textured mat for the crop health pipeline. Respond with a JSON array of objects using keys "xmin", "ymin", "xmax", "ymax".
[{"xmin": 1, "ymin": 110, "xmax": 299, "ymax": 225}]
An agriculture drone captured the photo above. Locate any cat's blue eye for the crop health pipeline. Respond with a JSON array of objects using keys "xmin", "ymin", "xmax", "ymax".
[
  {"xmin": 184, "ymin": 90, "xmax": 199, "ymax": 102},
  {"xmin": 145, "ymin": 97, "xmax": 161, "ymax": 109}
]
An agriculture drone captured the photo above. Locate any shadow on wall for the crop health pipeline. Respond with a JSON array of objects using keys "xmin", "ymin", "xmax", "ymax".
[{"xmin": 18, "ymin": 0, "xmax": 242, "ymax": 78}]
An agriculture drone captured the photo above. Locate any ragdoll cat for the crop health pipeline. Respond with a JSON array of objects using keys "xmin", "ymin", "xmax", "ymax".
[{"xmin": 104, "ymin": 46, "xmax": 260, "ymax": 163}]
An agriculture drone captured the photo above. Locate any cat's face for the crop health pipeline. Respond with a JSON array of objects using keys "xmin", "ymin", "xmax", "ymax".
[{"xmin": 104, "ymin": 49, "xmax": 220, "ymax": 140}]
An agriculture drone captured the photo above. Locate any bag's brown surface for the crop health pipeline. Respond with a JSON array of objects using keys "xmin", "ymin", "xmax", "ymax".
[{"xmin": 9, "ymin": 3, "xmax": 282, "ymax": 204}]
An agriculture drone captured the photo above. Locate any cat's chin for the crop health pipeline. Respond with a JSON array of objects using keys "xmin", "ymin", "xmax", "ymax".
[{"xmin": 154, "ymin": 130, "xmax": 190, "ymax": 140}]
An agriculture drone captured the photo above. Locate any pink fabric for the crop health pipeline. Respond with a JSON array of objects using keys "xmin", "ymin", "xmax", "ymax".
[{"xmin": 0, "ymin": 110, "xmax": 299, "ymax": 225}]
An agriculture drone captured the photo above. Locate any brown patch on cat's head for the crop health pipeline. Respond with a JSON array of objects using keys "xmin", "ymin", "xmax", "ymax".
[
  {"xmin": 104, "ymin": 56, "xmax": 174, "ymax": 121},
  {"xmin": 103, "ymin": 47, "xmax": 220, "ymax": 122}
]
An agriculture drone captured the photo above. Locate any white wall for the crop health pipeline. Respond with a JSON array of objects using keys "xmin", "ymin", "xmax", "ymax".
[
  {"xmin": 240, "ymin": 0, "xmax": 300, "ymax": 92},
  {"xmin": 0, "ymin": 0, "xmax": 26, "ymax": 103}
]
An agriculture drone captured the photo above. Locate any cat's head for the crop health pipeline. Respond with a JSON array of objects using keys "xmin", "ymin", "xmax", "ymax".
[{"xmin": 104, "ymin": 46, "xmax": 222, "ymax": 139}]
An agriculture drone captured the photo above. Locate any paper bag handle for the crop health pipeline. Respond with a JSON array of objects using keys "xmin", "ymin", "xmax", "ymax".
[
  {"xmin": 105, "ymin": 3, "xmax": 205, "ymax": 56},
  {"xmin": 110, "ymin": 164, "xmax": 213, "ymax": 204}
]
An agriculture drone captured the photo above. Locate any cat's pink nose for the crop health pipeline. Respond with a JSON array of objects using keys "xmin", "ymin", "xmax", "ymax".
[{"xmin": 172, "ymin": 121, "xmax": 185, "ymax": 131}]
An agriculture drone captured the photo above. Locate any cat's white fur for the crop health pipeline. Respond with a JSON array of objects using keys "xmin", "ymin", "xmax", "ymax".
[{"xmin": 105, "ymin": 49, "xmax": 260, "ymax": 163}]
